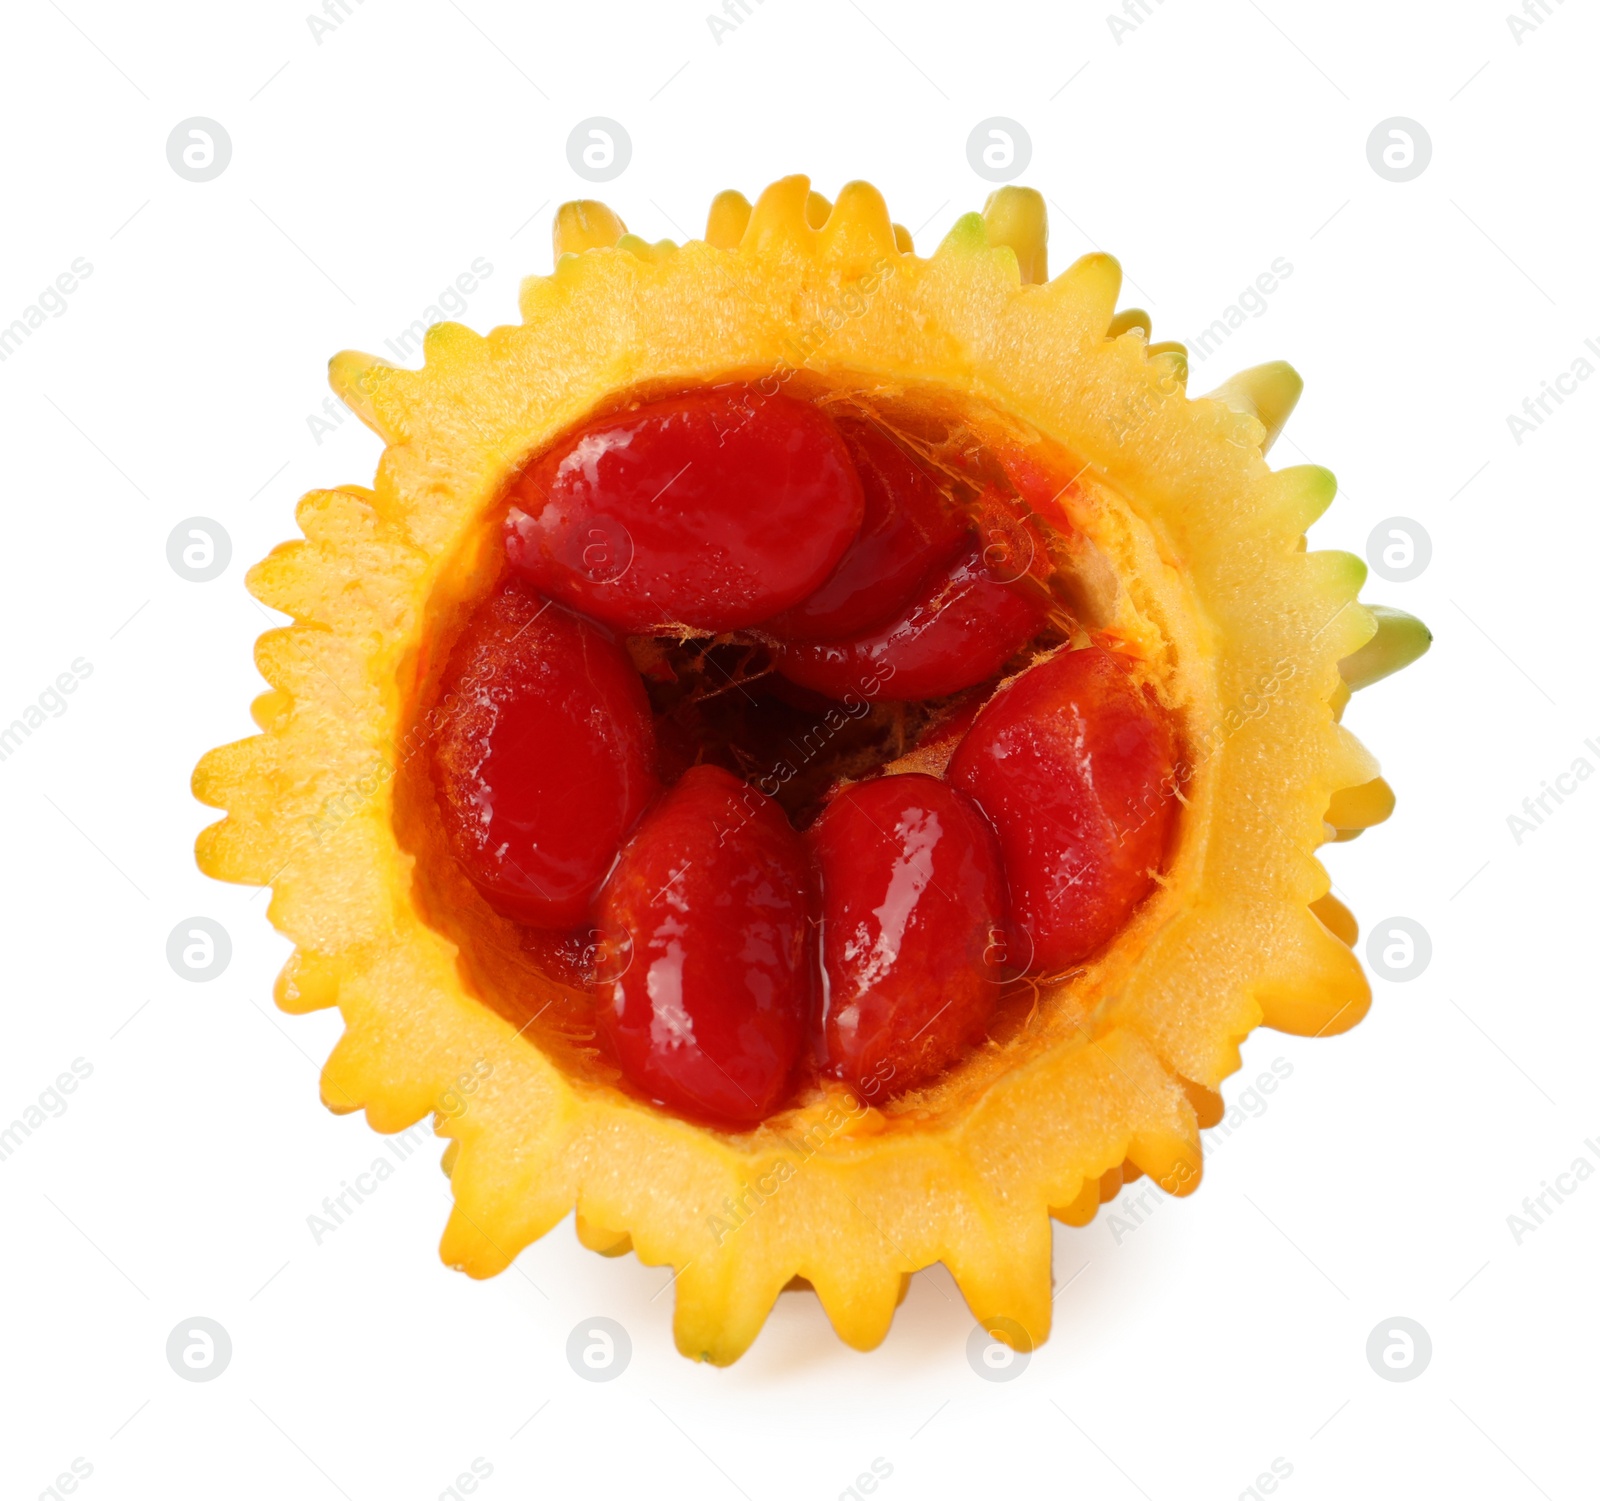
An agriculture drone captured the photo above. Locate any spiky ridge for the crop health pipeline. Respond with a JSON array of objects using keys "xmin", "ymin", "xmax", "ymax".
[{"xmin": 194, "ymin": 176, "xmax": 1385, "ymax": 1363}]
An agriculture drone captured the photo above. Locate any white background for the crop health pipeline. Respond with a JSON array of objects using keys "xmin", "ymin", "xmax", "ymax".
[{"xmin": 2, "ymin": 1, "xmax": 1595, "ymax": 1497}]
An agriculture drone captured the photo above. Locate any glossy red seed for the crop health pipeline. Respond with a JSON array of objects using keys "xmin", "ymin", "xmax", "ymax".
[
  {"xmin": 431, "ymin": 579, "xmax": 658, "ymax": 928},
  {"xmin": 771, "ymin": 540, "xmax": 1050, "ymax": 702},
  {"xmin": 762, "ymin": 418, "xmax": 969, "ymax": 642},
  {"xmin": 947, "ymin": 647, "xmax": 1175, "ymax": 973},
  {"xmin": 595, "ymin": 764, "xmax": 811, "ymax": 1126},
  {"xmin": 810, "ymin": 774, "xmax": 1006, "ymax": 1100},
  {"xmin": 505, "ymin": 387, "xmax": 864, "ymax": 632}
]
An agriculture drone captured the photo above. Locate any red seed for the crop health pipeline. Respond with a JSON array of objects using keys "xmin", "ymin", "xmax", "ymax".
[
  {"xmin": 505, "ymin": 387, "xmax": 864, "ymax": 632},
  {"xmin": 771, "ymin": 539, "xmax": 1050, "ymax": 701},
  {"xmin": 595, "ymin": 764, "xmax": 811, "ymax": 1126},
  {"xmin": 810, "ymin": 774, "xmax": 1007, "ymax": 1100},
  {"xmin": 947, "ymin": 647, "xmax": 1176, "ymax": 973},
  {"xmin": 431, "ymin": 579, "xmax": 657, "ymax": 928},
  {"xmin": 762, "ymin": 418, "xmax": 969, "ymax": 642}
]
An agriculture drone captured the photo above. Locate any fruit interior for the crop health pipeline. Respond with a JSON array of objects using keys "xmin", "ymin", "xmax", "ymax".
[{"xmin": 390, "ymin": 372, "xmax": 1190, "ymax": 1128}]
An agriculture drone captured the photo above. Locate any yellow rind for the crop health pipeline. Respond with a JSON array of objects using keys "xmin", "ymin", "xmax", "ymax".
[
  {"xmin": 1340, "ymin": 605, "xmax": 1432, "ymax": 689},
  {"xmin": 553, "ymin": 200, "xmax": 628, "ymax": 259},
  {"xmin": 195, "ymin": 174, "xmax": 1396, "ymax": 1363},
  {"xmin": 1310, "ymin": 892, "xmax": 1359, "ymax": 947},
  {"xmin": 981, "ymin": 186, "xmax": 1048, "ymax": 284},
  {"xmin": 1327, "ymin": 776, "xmax": 1396, "ymax": 832},
  {"xmin": 1205, "ymin": 361, "xmax": 1304, "ymax": 454},
  {"xmin": 705, "ymin": 189, "xmax": 752, "ymax": 249}
]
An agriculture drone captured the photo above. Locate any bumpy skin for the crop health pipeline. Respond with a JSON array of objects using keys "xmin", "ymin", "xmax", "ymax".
[
  {"xmin": 596, "ymin": 765, "xmax": 811, "ymax": 1127},
  {"xmin": 810, "ymin": 774, "xmax": 1007, "ymax": 1096},
  {"xmin": 431, "ymin": 579, "xmax": 657, "ymax": 928},
  {"xmin": 194, "ymin": 176, "xmax": 1401, "ymax": 1366}
]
